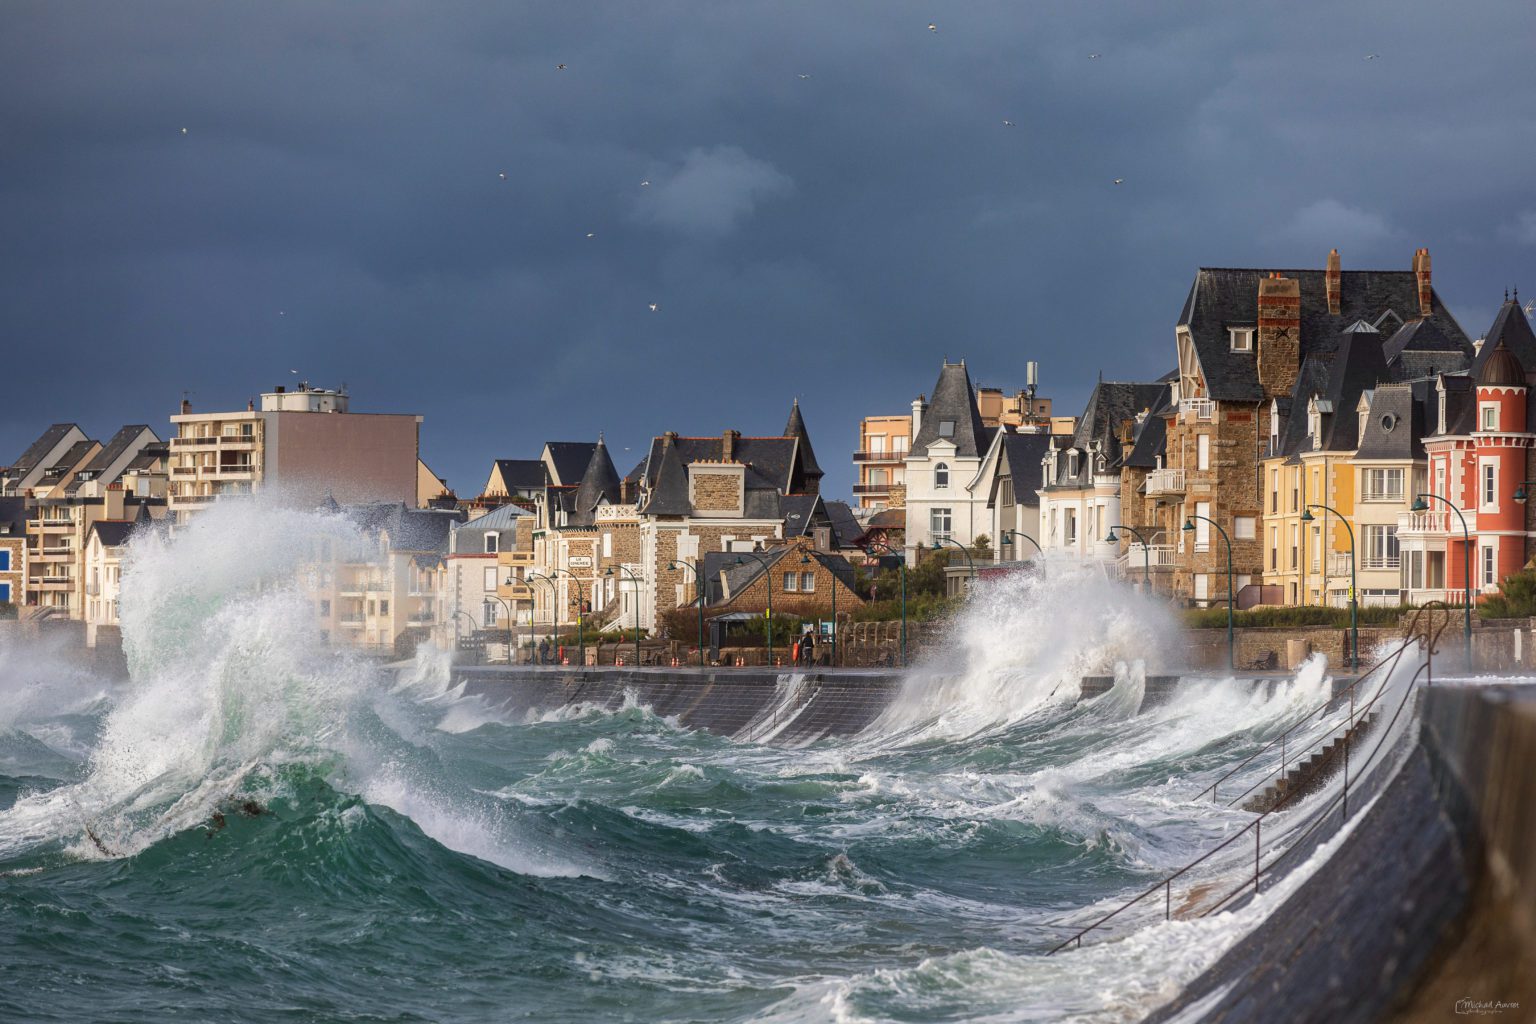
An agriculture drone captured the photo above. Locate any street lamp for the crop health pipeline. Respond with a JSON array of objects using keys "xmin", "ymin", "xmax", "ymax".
[
  {"xmin": 1183, "ymin": 514, "xmax": 1234, "ymax": 671},
  {"xmin": 487, "ymin": 594, "xmax": 515, "ymax": 665},
  {"xmin": 734, "ymin": 551, "xmax": 776, "ymax": 665},
  {"xmin": 930, "ymin": 537, "xmax": 975, "ymax": 599},
  {"xmin": 525, "ymin": 571, "xmax": 557, "ymax": 663},
  {"xmin": 800, "ymin": 553, "xmax": 837, "ymax": 666},
  {"xmin": 551, "ymin": 568, "xmax": 586, "ymax": 666},
  {"xmin": 604, "ymin": 565, "xmax": 644, "ymax": 667},
  {"xmin": 668, "ymin": 560, "xmax": 707, "ymax": 666},
  {"xmin": 1002, "ymin": 530, "xmax": 1045, "ymax": 577},
  {"xmin": 865, "ymin": 540, "xmax": 907, "ymax": 667},
  {"xmin": 1412, "ymin": 493, "xmax": 1472, "ymax": 666},
  {"xmin": 1105, "ymin": 524, "xmax": 1151, "ymax": 588},
  {"xmin": 505, "ymin": 572, "xmax": 542, "ymax": 664},
  {"xmin": 449, "ymin": 610, "xmax": 478, "ymax": 661},
  {"xmin": 1301, "ymin": 504, "xmax": 1356, "ymax": 668}
]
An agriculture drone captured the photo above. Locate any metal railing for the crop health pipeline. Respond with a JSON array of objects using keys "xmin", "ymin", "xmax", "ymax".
[
  {"xmin": 1046, "ymin": 608, "xmax": 1445, "ymax": 954},
  {"xmin": 852, "ymin": 450, "xmax": 904, "ymax": 463},
  {"xmin": 1146, "ymin": 468, "xmax": 1186, "ymax": 494},
  {"xmin": 1181, "ymin": 398, "xmax": 1215, "ymax": 421}
]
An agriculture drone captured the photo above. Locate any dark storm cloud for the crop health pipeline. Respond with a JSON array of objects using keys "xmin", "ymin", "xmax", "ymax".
[{"xmin": 4, "ymin": 1, "xmax": 1536, "ymax": 495}]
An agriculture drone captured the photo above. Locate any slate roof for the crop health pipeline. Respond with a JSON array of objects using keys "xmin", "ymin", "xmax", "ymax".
[
  {"xmin": 570, "ymin": 438, "xmax": 623, "ymax": 526},
  {"xmin": 346, "ymin": 502, "xmax": 466, "ymax": 552},
  {"xmin": 126, "ymin": 442, "xmax": 169, "ymax": 472},
  {"xmin": 493, "ymin": 459, "xmax": 548, "ymax": 491},
  {"xmin": 1178, "ymin": 267, "xmax": 1470, "ymax": 402},
  {"xmin": 0, "ymin": 496, "xmax": 25, "ymax": 533},
  {"xmin": 1438, "ymin": 375, "xmax": 1477, "ymax": 436},
  {"xmin": 39, "ymin": 440, "xmax": 98, "ymax": 485},
  {"xmin": 451, "ymin": 501, "xmax": 529, "ymax": 553},
  {"xmin": 66, "ymin": 425, "xmax": 157, "ymax": 494},
  {"xmin": 1316, "ymin": 324, "xmax": 1390, "ymax": 451},
  {"xmin": 911, "ymin": 362, "xmax": 989, "ymax": 459},
  {"xmin": 1470, "ymin": 300, "xmax": 1536, "ymax": 382},
  {"xmin": 1044, "ymin": 381, "xmax": 1168, "ymax": 489},
  {"xmin": 1354, "ymin": 381, "xmax": 1432, "ymax": 461},
  {"xmin": 865, "ymin": 507, "xmax": 905, "ymax": 531},
  {"xmin": 1478, "ymin": 340, "xmax": 1525, "ymax": 387},
  {"xmin": 544, "ymin": 442, "xmax": 599, "ymax": 487},
  {"xmin": 700, "ymin": 545, "xmax": 858, "ymax": 607},
  {"xmin": 780, "ymin": 494, "xmax": 820, "ymax": 536},
  {"xmin": 997, "ymin": 431, "xmax": 1053, "ymax": 502},
  {"xmin": 9, "ymin": 424, "xmax": 80, "ymax": 476},
  {"xmin": 641, "ymin": 440, "xmax": 692, "ymax": 516},
  {"xmin": 88, "ymin": 519, "xmax": 139, "ymax": 549},
  {"xmin": 823, "ymin": 500, "xmax": 864, "ymax": 549},
  {"xmin": 1276, "ymin": 355, "xmax": 1334, "ymax": 457},
  {"xmin": 783, "ymin": 400, "xmax": 823, "ymax": 482}
]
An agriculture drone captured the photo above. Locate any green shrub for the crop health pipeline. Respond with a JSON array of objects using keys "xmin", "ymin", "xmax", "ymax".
[
  {"xmin": 1182, "ymin": 604, "xmax": 1411, "ymax": 629},
  {"xmin": 1480, "ymin": 571, "xmax": 1536, "ymax": 618}
]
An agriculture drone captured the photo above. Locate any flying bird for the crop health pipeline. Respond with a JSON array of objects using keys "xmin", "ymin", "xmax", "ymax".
[
  {"xmin": 498, "ymin": 172, "xmax": 507, "ymax": 180},
  {"xmin": 648, "ymin": 303, "xmax": 659, "ymax": 312},
  {"xmin": 798, "ymin": 74, "xmax": 812, "ymax": 80},
  {"xmin": 1002, "ymin": 119, "xmax": 1015, "ymax": 127},
  {"xmin": 1088, "ymin": 53, "xmax": 1101, "ymax": 59},
  {"xmin": 928, "ymin": 23, "xmax": 937, "ymax": 32},
  {"xmin": 180, "ymin": 127, "xmax": 188, "ymax": 135},
  {"xmin": 1364, "ymin": 53, "xmax": 1378, "ymax": 60},
  {"xmin": 1113, "ymin": 178, "xmax": 1124, "ymax": 185},
  {"xmin": 586, "ymin": 232, "xmax": 595, "ymax": 238},
  {"xmin": 640, "ymin": 179, "xmax": 650, "ymax": 187},
  {"xmin": 556, "ymin": 63, "xmax": 567, "ymax": 70}
]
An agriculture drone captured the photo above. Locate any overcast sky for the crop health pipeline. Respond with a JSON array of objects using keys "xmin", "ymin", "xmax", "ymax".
[{"xmin": 5, "ymin": 1, "xmax": 1536, "ymax": 498}]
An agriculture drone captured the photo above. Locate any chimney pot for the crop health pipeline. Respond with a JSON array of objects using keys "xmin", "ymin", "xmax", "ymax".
[
  {"xmin": 1413, "ymin": 247, "xmax": 1433, "ymax": 316},
  {"xmin": 1325, "ymin": 248, "xmax": 1342, "ymax": 315},
  {"xmin": 179, "ymin": 398, "xmax": 191, "ymax": 415}
]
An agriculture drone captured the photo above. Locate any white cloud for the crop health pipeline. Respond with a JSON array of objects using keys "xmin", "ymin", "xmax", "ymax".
[
  {"xmin": 631, "ymin": 145, "xmax": 792, "ymax": 237},
  {"xmin": 1278, "ymin": 199, "xmax": 1397, "ymax": 249}
]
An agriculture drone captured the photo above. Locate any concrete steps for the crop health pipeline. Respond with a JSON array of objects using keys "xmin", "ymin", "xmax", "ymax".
[{"xmin": 1242, "ymin": 710, "xmax": 1379, "ymax": 813}]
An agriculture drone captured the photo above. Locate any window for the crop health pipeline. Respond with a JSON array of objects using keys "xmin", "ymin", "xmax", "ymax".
[
  {"xmin": 1363, "ymin": 468, "xmax": 1404, "ymax": 502},
  {"xmin": 1290, "ymin": 524, "xmax": 1299, "ymax": 569},
  {"xmin": 1270, "ymin": 468, "xmax": 1279, "ymax": 513},
  {"xmin": 1064, "ymin": 508, "xmax": 1078, "ymax": 544},
  {"xmin": 319, "ymin": 599, "xmax": 330, "ymax": 617},
  {"xmin": 379, "ymin": 600, "xmax": 389, "ymax": 616},
  {"xmin": 1197, "ymin": 434, "xmax": 1210, "ymax": 471},
  {"xmin": 1194, "ymin": 502, "xmax": 1210, "ymax": 552},
  {"xmin": 603, "ymin": 533, "xmax": 612, "ymax": 558},
  {"xmin": 1363, "ymin": 525, "xmax": 1400, "ymax": 569},
  {"xmin": 483, "ymin": 600, "xmax": 499, "ymax": 627},
  {"xmin": 1229, "ymin": 327, "xmax": 1254, "ymax": 352},
  {"xmin": 1234, "ymin": 516, "xmax": 1255, "ymax": 540},
  {"xmin": 1194, "ymin": 574, "xmax": 1209, "ymax": 600},
  {"xmin": 484, "ymin": 567, "xmax": 499, "ymax": 591},
  {"xmin": 801, "ymin": 572, "xmax": 816, "ymax": 592},
  {"xmin": 1481, "ymin": 460, "xmax": 1498, "ymax": 510},
  {"xmin": 484, "ymin": 532, "xmax": 499, "ymax": 554},
  {"xmin": 934, "ymin": 463, "xmax": 949, "ymax": 488},
  {"xmin": 1481, "ymin": 404, "xmax": 1498, "ymax": 431},
  {"xmin": 783, "ymin": 572, "xmax": 799, "ymax": 592},
  {"xmin": 1067, "ymin": 451, "xmax": 1080, "ymax": 477},
  {"xmin": 1482, "ymin": 544, "xmax": 1497, "ymax": 587},
  {"xmin": 1269, "ymin": 527, "xmax": 1279, "ymax": 570},
  {"xmin": 0, "ymin": 550, "xmax": 8, "ymax": 572},
  {"xmin": 869, "ymin": 435, "xmax": 886, "ymax": 454},
  {"xmin": 938, "ymin": 420, "xmax": 955, "ymax": 437},
  {"xmin": 893, "ymin": 436, "xmax": 908, "ymax": 454},
  {"xmin": 930, "ymin": 507, "xmax": 952, "ymax": 543},
  {"xmin": 0, "ymin": 583, "xmax": 11, "ymax": 603}
]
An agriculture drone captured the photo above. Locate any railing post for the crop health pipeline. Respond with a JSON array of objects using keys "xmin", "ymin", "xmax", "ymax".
[
  {"xmin": 1343, "ymin": 730, "xmax": 1350, "ymax": 819},
  {"xmin": 1166, "ymin": 879, "xmax": 1171, "ymax": 920},
  {"xmin": 1254, "ymin": 821, "xmax": 1261, "ymax": 895}
]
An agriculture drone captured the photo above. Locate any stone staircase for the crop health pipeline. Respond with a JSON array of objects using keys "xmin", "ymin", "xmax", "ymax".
[{"xmin": 1243, "ymin": 710, "xmax": 1379, "ymax": 813}]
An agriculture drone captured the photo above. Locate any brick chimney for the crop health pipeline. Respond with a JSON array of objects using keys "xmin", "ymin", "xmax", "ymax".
[
  {"xmin": 1325, "ymin": 248, "xmax": 1341, "ymax": 315},
  {"xmin": 1257, "ymin": 273, "xmax": 1301, "ymax": 400},
  {"xmin": 721, "ymin": 429, "xmax": 740, "ymax": 462},
  {"xmin": 1413, "ymin": 247, "xmax": 1433, "ymax": 316},
  {"xmin": 104, "ymin": 484, "xmax": 125, "ymax": 520},
  {"xmin": 180, "ymin": 398, "xmax": 192, "ymax": 415}
]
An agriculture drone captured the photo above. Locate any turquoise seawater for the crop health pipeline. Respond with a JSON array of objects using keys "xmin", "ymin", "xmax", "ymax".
[{"xmin": 0, "ymin": 505, "xmax": 1357, "ymax": 1023}]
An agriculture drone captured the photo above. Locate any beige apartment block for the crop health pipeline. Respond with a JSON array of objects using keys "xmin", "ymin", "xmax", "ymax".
[
  {"xmin": 854, "ymin": 414, "xmax": 911, "ymax": 510},
  {"xmin": 169, "ymin": 382, "xmax": 421, "ymax": 524}
]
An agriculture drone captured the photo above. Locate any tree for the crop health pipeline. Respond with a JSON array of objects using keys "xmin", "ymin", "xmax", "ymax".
[{"xmin": 1480, "ymin": 571, "xmax": 1536, "ymax": 618}]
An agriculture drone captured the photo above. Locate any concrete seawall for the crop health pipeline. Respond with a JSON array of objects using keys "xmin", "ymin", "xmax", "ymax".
[{"xmin": 1144, "ymin": 685, "xmax": 1536, "ymax": 1024}]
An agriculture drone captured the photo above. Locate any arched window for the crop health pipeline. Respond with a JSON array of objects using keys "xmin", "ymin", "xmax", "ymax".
[{"xmin": 934, "ymin": 463, "xmax": 949, "ymax": 488}]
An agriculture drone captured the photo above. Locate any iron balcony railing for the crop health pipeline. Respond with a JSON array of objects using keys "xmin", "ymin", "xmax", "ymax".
[
  {"xmin": 852, "ymin": 450, "xmax": 904, "ymax": 463},
  {"xmin": 1145, "ymin": 468, "xmax": 1186, "ymax": 495},
  {"xmin": 1181, "ymin": 398, "xmax": 1215, "ymax": 421}
]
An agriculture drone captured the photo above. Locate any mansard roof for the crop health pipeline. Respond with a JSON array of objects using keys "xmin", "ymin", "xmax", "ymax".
[{"xmin": 1179, "ymin": 265, "xmax": 1469, "ymax": 402}]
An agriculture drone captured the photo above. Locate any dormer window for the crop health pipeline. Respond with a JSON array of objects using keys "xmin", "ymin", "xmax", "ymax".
[
  {"xmin": 934, "ymin": 463, "xmax": 950, "ymax": 488},
  {"xmin": 938, "ymin": 420, "xmax": 955, "ymax": 437},
  {"xmin": 1067, "ymin": 450, "xmax": 1080, "ymax": 477},
  {"xmin": 1229, "ymin": 328, "xmax": 1255, "ymax": 352},
  {"xmin": 484, "ymin": 532, "xmax": 499, "ymax": 554}
]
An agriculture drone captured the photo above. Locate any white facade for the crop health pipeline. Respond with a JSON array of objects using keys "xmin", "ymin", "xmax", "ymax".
[{"xmin": 903, "ymin": 437, "xmax": 989, "ymax": 561}]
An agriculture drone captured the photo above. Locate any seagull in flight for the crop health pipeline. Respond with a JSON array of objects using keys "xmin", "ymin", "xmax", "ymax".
[
  {"xmin": 498, "ymin": 172, "xmax": 507, "ymax": 180},
  {"xmin": 640, "ymin": 179, "xmax": 650, "ymax": 187},
  {"xmin": 1088, "ymin": 53, "xmax": 1101, "ymax": 59},
  {"xmin": 1002, "ymin": 119, "xmax": 1015, "ymax": 127},
  {"xmin": 556, "ymin": 63, "xmax": 567, "ymax": 70},
  {"xmin": 180, "ymin": 127, "xmax": 188, "ymax": 135},
  {"xmin": 586, "ymin": 232, "xmax": 595, "ymax": 238},
  {"xmin": 1364, "ymin": 53, "xmax": 1378, "ymax": 60},
  {"xmin": 648, "ymin": 303, "xmax": 659, "ymax": 312},
  {"xmin": 1113, "ymin": 178, "xmax": 1124, "ymax": 185},
  {"xmin": 927, "ymin": 23, "xmax": 937, "ymax": 32},
  {"xmin": 798, "ymin": 74, "xmax": 812, "ymax": 80}
]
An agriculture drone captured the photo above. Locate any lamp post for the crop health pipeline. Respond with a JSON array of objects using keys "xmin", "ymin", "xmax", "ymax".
[
  {"xmin": 487, "ymin": 594, "xmax": 515, "ymax": 665},
  {"xmin": 1002, "ymin": 530, "xmax": 1045, "ymax": 577},
  {"xmin": 930, "ymin": 537, "xmax": 975, "ymax": 599},
  {"xmin": 1413, "ymin": 493, "xmax": 1472, "ymax": 667},
  {"xmin": 505, "ymin": 573, "xmax": 540, "ymax": 664},
  {"xmin": 865, "ymin": 541, "xmax": 907, "ymax": 667},
  {"xmin": 449, "ymin": 610, "xmax": 478, "ymax": 661},
  {"xmin": 1183, "ymin": 514, "xmax": 1234, "ymax": 671},
  {"xmin": 800, "ymin": 553, "xmax": 837, "ymax": 666},
  {"xmin": 667, "ymin": 560, "xmax": 707, "ymax": 667},
  {"xmin": 1302, "ymin": 503, "xmax": 1356, "ymax": 668},
  {"xmin": 525, "ymin": 571, "xmax": 557, "ymax": 663},
  {"xmin": 605, "ymin": 565, "xmax": 644, "ymax": 667},
  {"xmin": 1105, "ymin": 524, "xmax": 1151, "ymax": 588},
  {"xmin": 734, "ymin": 551, "xmax": 776, "ymax": 666},
  {"xmin": 551, "ymin": 568, "xmax": 586, "ymax": 666}
]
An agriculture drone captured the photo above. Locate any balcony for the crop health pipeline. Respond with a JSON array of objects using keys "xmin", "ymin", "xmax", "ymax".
[
  {"xmin": 1145, "ymin": 468, "xmax": 1186, "ymax": 496},
  {"xmin": 1121, "ymin": 543, "xmax": 1177, "ymax": 570},
  {"xmin": 1360, "ymin": 488, "xmax": 1406, "ymax": 504},
  {"xmin": 171, "ymin": 436, "xmax": 221, "ymax": 447},
  {"xmin": 172, "ymin": 466, "xmax": 197, "ymax": 476},
  {"xmin": 41, "ymin": 545, "xmax": 71, "ymax": 556},
  {"xmin": 213, "ymin": 465, "xmax": 256, "ymax": 478},
  {"xmin": 853, "ymin": 450, "xmax": 904, "ymax": 463},
  {"xmin": 1360, "ymin": 555, "xmax": 1401, "ymax": 571},
  {"xmin": 1398, "ymin": 509, "xmax": 1477, "ymax": 535},
  {"xmin": 852, "ymin": 483, "xmax": 893, "ymax": 495},
  {"xmin": 1180, "ymin": 398, "xmax": 1215, "ymax": 422}
]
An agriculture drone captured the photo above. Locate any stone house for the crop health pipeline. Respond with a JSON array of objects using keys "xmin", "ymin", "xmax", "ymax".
[
  {"xmin": 446, "ymin": 502, "xmax": 531, "ymax": 658},
  {"xmin": 1159, "ymin": 248, "xmax": 1469, "ymax": 604},
  {"xmin": 0, "ymin": 497, "xmax": 25, "ymax": 609},
  {"xmin": 695, "ymin": 537, "xmax": 862, "ymax": 649}
]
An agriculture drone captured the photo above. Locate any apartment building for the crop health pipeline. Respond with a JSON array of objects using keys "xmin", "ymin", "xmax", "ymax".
[
  {"xmin": 853, "ymin": 414, "xmax": 910, "ymax": 510},
  {"xmin": 168, "ymin": 382, "xmax": 421, "ymax": 523}
]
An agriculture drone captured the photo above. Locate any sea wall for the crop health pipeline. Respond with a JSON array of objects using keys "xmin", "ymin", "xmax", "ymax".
[{"xmin": 1144, "ymin": 685, "xmax": 1536, "ymax": 1024}]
